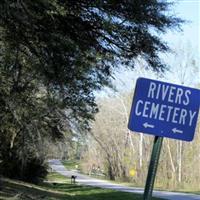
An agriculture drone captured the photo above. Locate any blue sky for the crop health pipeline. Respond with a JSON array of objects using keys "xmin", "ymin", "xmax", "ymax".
[{"xmin": 165, "ymin": 0, "xmax": 199, "ymax": 53}]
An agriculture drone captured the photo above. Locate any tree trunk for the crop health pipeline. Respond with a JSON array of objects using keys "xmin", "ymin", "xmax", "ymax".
[
  {"xmin": 139, "ymin": 133, "xmax": 143, "ymax": 168},
  {"xmin": 107, "ymin": 160, "xmax": 115, "ymax": 180},
  {"xmin": 166, "ymin": 139, "xmax": 176, "ymax": 187},
  {"xmin": 178, "ymin": 141, "xmax": 182, "ymax": 183}
]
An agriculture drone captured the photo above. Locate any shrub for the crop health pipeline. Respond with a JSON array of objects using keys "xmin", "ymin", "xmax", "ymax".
[{"xmin": 0, "ymin": 150, "xmax": 48, "ymax": 184}]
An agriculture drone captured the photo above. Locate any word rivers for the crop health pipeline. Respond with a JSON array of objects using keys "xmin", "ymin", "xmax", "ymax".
[{"xmin": 134, "ymin": 82, "xmax": 197, "ymax": 126}]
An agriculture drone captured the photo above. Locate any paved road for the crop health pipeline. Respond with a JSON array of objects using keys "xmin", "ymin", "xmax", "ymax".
[{"xmin": 49, "ymin": 159, "xmax": 200, "ymax": 200}]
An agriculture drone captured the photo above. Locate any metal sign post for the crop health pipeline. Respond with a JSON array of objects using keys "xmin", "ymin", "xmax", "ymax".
[{"xmin": 143, "ymin": 136, "xmax": 163, "ymax": 200}]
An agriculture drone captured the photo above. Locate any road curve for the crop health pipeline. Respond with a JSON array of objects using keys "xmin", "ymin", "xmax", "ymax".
[{"xmin": 48, "ymin": 159, "xmax": 200, "ymax": 200}]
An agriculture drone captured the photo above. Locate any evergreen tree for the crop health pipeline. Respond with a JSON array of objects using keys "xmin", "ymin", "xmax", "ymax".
[
  {"xmin": 0, "ymin": 0, "xmax": 182, "ymax": 182},
  {"xmin": 0, "ymin": 0, "xmax": 183, "ymax": 126}
]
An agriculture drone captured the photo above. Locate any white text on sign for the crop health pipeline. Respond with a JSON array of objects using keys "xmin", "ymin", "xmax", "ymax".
[{"xmin": 135, "ymin": 82, "xmax": 197, "ymax": 127}]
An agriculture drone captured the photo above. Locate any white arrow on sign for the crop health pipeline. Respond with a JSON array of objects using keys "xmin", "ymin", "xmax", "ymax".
[
  {"xmin": 172, "ymin": 128, "xmax": 183, "ymax": 134},
  {"xmin": 143, "ymin": 122, "xmax": 155, "ymax": 129}
]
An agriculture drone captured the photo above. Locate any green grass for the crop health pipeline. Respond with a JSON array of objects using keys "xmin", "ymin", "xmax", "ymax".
[
  {"xmin": 171, "ymin": 189, "xmax": 200, "ymax": 196},
  {"xmin": 62, "ymin": 160, "xmax": 80, "ymax": 170},
  {"xmin": 0, "ymin": 173, "xmax": 164, "ymax": 200},
  {"xmin": 61, "ymin": 160, "xmax": 107, "ymax": 179}
]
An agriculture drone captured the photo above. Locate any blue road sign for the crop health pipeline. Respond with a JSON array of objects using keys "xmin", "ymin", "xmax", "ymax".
[{"xmin": 128, "ymin": 78, "xmax": 200, "ymax": 141}]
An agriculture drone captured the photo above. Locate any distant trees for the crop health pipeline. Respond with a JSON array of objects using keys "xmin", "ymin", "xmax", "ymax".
[
  {"xmin": 0, "ymin": 0, "xmax": 182, "ymax": 182},
  {"xmin": 162, "ymin": 43, "xmax": 200, "ymax": 186},
  {"xmin": 82, "ymin": 94, "xmax": 151, "ymax": 183}
]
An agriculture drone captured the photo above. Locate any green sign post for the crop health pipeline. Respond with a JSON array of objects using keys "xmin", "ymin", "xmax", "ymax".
[{"xmin": 143, "ymin": 136, "xmax": 163, "ymax": 200}]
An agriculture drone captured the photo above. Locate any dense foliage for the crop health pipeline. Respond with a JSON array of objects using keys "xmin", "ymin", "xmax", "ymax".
[{"xmin": 0, "ymin": 0, "xmax": 182, "ymax": 182}]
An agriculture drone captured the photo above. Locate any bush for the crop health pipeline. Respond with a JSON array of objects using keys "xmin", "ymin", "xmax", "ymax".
[
  {"xmin": 22, "ymin": 157, "xmax": 48, "ymax": 184},
  {"xmin": 0, "ymin": 151, "xmax": 48, "ymax": 184}
]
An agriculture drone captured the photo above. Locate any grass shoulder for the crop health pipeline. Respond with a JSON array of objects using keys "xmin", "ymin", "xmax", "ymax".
[{"xmin": 0, "ymin": 172, "xmax": 164, "ymax": 200}]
